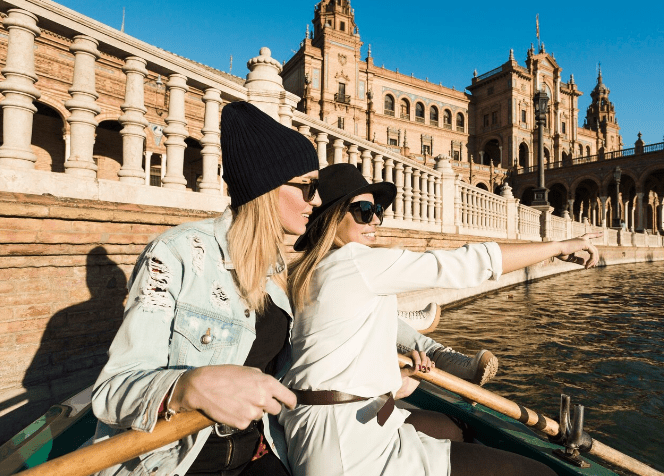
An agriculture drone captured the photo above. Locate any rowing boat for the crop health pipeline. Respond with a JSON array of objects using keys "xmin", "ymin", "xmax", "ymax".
[{"xmin": 0, "ymin": 381, "xmax": 623, "ymax": 476}]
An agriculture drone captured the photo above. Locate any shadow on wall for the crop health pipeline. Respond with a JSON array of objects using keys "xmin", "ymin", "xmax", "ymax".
[{"xmin": 0, "ymin": 247, "xmax": 128, "ymax": 445}]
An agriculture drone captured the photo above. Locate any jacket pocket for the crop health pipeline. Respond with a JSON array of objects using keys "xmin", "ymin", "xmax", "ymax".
[{"xmin": 172, "ymin": 304, "xmax": 245, "ymax": 367}]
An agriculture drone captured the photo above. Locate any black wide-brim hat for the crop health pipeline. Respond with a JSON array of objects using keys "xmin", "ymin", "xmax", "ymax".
[{"xmin": 293, "ymin": 163, "xmax": 397, "ymax": 251}]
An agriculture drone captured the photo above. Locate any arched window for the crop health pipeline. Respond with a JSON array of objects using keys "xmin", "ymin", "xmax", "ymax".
[
  {"xmin": 578, "ymin": 144, "xmax": 583, "ymax": 157},
  {"xmin": 430, "ymin": 106, "xmax": 439, "ymax": 126},
  {"xmin": 384, "ymin": 95, "xmax": 395, "ymax": 116},
  {"xmin": 443, "ymin": 109, "xmax": 452, "ymax": 129},
  {"xmin": 586, "ymin": 146, "xmax": 591, "ymax": 156},
  {"xmin": 415, "ymin": 102, "xmax": 425, "ymax": 123},
  {"xmin": 400, "ymin": 98, "xmax": 410, "ymax": 120},
  {"xmin": 456, "ymin": 113, "xmax": 465, "ymax": 132}
]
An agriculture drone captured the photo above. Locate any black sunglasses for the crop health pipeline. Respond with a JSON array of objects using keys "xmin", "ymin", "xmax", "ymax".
[
  {"xmin": 285, "ymin": 177, "xmax": 319, "ymax": 202},
  {"xmin": 348, "ymin": 201, "xmax": 385, "ymax": 225}
]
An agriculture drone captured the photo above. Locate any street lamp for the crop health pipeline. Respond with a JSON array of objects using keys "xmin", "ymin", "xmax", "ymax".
[
  {"xmin": 532, "ymin": 88, "xmax": 550, "ymax": 206},
  {"xmin": 613, "ymin": 166, "xmax": 622, "ymax": 227}
]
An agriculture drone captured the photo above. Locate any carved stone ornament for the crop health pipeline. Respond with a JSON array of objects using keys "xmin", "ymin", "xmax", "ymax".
[
  {"xmin": 334, "ymin": 71, "xmax": 350, "ymax": 82},
  {"xmin": 338, "ymin": 53, "xmax": 347, "ymax": 65}
]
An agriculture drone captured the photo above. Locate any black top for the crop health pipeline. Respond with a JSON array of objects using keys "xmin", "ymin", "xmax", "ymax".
[{"xmin": 243, "ymin": 296, "xmax": 290, "ymax": 375}]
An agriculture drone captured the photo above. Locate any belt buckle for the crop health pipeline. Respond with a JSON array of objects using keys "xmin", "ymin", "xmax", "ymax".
[{"xmin": 214, "ymin": 422, "xmax": 238, "ymax": 438}]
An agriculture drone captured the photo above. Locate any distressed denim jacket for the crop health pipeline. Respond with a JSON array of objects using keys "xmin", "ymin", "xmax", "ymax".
[{"xmin": 91, "ymin": 207, "xmax": 293, "ymax": 476}]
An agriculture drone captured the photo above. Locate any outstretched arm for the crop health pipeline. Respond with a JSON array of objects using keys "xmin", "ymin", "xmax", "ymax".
[{"xmin": 499, "ymin": 233, "xmax": 601, "ymax": 274}]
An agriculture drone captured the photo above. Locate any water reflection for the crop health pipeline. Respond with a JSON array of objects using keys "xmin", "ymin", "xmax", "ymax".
[{"xmin": 430, "ymin": 261, "xmax": 664, "ymax": 473}]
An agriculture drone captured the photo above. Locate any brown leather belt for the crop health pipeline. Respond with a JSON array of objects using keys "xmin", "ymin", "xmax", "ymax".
[{"xmin": 292, "ymin": 389, "xmax": 395, "ymax": 426}]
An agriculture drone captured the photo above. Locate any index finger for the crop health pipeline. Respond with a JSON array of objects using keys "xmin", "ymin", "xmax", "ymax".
[
  {"xmin": 583, "ymin": 232, "xmax": 603, "ymax": 240},
  {"xmin": 267, "ymin": 379, "xmax": 297, "ymax": 410}
]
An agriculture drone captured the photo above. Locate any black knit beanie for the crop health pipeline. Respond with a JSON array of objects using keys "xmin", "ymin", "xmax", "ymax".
[{"xmin": 221, "ymin": 101, "xmax": 319, "ymax": 208}]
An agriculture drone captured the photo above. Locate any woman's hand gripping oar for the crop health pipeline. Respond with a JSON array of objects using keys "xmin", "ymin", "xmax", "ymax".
[{"xmin": 398, "ymin": 353, "xmax": 663, "ymax": 476}]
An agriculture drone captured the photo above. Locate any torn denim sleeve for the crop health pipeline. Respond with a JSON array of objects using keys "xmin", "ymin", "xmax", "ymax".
[{"xmin": 92, "ymin": 240, "xmax": 186, "ymax": 433}]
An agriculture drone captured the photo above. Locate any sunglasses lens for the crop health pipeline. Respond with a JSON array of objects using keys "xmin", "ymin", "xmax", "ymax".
[
  {"xmin": 375, "ymin": 204, "xmax": 385, "ymax": 224},
  {"xmin": 350, "ymin": 201, "xmax": 382, "ymax": 224},
  {"xmin": 306, "ymin": 179, "xmax": 319, "ymax": 202}
]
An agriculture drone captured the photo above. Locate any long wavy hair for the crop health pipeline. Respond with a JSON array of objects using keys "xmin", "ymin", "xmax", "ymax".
[
  {"xmin": 288, "ymin": 199, "xmax": 352, "ymax": 312},
  {"xmin": 227, "ymin": 188, "xmax": 286, "ymax": 314}
]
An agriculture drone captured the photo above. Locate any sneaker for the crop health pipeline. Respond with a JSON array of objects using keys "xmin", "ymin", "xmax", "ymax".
[
  {"xmin": 431, "ymin": 347, "xmax": 498, "ymax": 386},
  {"xmin": 397, "ymin": 302, "xmax": 441, "ymax": 334}
]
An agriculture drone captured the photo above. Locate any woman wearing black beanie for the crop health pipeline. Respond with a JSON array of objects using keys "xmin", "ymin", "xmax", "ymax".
[{"xmin": 91, "ymin": 101, "xmax": 320, "ymax": 476}]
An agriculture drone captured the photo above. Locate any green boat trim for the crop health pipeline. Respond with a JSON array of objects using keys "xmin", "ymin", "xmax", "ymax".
[{"xmin": 1, "ymin": 383, "xmax": 621, "ymax": 476}]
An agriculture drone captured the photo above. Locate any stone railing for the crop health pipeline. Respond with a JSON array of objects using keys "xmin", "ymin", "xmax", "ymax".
[
  {"xmin": 607, "ymin": 228, "xmax": 619, "ymax": 246},
  {"xmin": 517, "ymin": 204, "xmax": 542, "ymax": 241},
  {"xmin": 0, "ymin": 1, "xmax": 661, "ymax": 251}
]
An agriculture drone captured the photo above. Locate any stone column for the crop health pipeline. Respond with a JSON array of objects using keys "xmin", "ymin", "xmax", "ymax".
[
  {"xmin": 498, "ymin": 145, "xmax": 503, "ymax": 168},
  {"xmin": 567, "ymin": 199, "xmax": 575, "ymax": 221},
  {"xmin": 419, "ymin": 172, "xmax": 428, "ymax": 222},
  {"xmin": 118, "ymin": 56, "xmax": 149, "ymax": 183},
  {"xmin": 479, "ymin": 150, "xmax": 485, "ymax": 166},
  {"xmin": 412, "ymin": 169, "xmax": 421, "ymax": 222},
  {"xmin": 315, "ymin": 132, "xmax": 329, "ymax": 168},
  {"xmin": 394, "ymin": 162, "xmax": 404, "ymax": 220},
  {"xmin": 199, "ymin": 88, "xmax": 222, "ymax": 194},
  {"xmin": 347, "ymin": 144, "xmax": 359, "ymax": 167},
  {"xmin": 144, "ymin": 151, "xmax": 152, "ymax": 185},
  {"xmin": 599, "ymin": 196, "xmax": 608, "ymax": 228},
  {"xmin": 64, "ymin": 35, "xmax": 101, "ymax": 178},
  {"xmin": 383, "ymin": 158, "xmax": 394, "ymax": 218},
  {"xmin": 361, "ymin": 149, "xmax": 372, "ymax": 182},
  {"xmin": 332, "ymin": 138, "xmax": 345, "ymax": 164},
  {"xmin": 403, "ymin": 166, "xmax": 413, "ymax": 221},
  {"xmin": 372, "ymin": 154, "xmax": 383, "ymax": 183},
  {"xmin": 427, "ymin": 174, "xmax": 435, "ymax": 224},
  {"xmin": 636, "ymin": 193, "xmax": 644, "ymax": 231},
  {"xmin": 64, "ymin": 131, "xmax": 71, "ymax": 160},
  {"xmin": 160, "ymin": 154, "xmax": 166, "ymax": 184},
  {"xmin": 162, "ymin": 74, "xmax": 189, "ymax": 189},
  {"xmin": 0, "ymin": 10, "xmax": 41, "ymax": 168}
]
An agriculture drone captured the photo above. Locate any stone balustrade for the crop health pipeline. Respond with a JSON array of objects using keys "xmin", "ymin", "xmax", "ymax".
[{"xmin": 0, "ymin": 1, "xmax": 661, "ymax": 250}]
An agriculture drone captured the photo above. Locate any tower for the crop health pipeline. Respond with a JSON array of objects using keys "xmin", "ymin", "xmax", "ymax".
[{"xmin": 583, "ymin": 65, "xmax": 622, "ymax": 152}]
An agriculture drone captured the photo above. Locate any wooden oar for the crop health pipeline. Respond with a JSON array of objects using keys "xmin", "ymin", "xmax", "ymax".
[
  {"xmin": 15, "ymin": 411, "xmax": 215, "ymax": 476},
  {"xmin": 398, "ymin": 353, "xmax": 663, "ymax": 476}
]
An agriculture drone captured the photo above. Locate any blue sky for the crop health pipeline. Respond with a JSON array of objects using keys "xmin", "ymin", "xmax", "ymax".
[{"xmin": 58, "ymin": 0, "xmax": 664, "ymax": 146}]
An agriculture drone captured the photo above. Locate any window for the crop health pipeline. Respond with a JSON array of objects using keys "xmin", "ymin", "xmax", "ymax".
[
  {"xmin": 337, "ymin": 117, "xmax": 344, "ymax": 130},
  {"xmin": 430, "ymin": 106, "xmax": 439, "ymax": 126},
  {"xmin": 453, "ymin": 150, "xmax": 460, "ymax": 160},
  {"xmin": 338, "ymin": 83, "xmax": 346, "ymax": 96},
  {"xmin": 443, "ymin": 109, "xmax": 452, "ymax": 129},
  {"xmin": 521, "ymin": 110, "xmax": 526, "ymax": 123},
  {"xmin": 491, "ymin": 111, "xmax": 498, "ymax": 125},
  {"xmin": 340, "ymin": 21, "xmax": 345, "ymax": 31},
  {"xmin": 400, "ymin": 99, "xmax": 410, "ymax": 120},
  {"xmin": 415, "ymin": 102, "xmax": 425, "ymax": 123},
  {"xmin": 335, "ymin": 83, "xmax": 349, "ymax": 104},
  {"xmin": 561, "ymin": 122, "xmax": 566, "ymax": 134},
  {"xmin": 389, "ymin": 138, "xmax": 398, "ymax": 146},
  {"xmin": 384, "ymin": 95, "xmax": 395, "ymax": 116},
  {"xmin": 456, "ymin": 113, "xmax": 464, "ymax": 132},
  {"xmin": 422, "ymin": 144, "xmax": 431, "ymax": 155},
  {"xmin": 483, "ymin": 114, "xmax": 489, "ymax": 127}
]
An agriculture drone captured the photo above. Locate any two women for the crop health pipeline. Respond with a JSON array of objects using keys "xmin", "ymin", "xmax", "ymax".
[
  {"xmin": 92, "ymin": 102, "xmax": 320, "ymax": 476},
  {"xmin": 281, "ymin": 163, "xmax": 600, "ymax": 476}
]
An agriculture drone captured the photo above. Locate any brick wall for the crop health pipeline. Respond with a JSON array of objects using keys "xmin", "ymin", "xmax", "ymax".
[{"xmin": 0, "ymin": 192, "xmax": 216, "ymax": 445}]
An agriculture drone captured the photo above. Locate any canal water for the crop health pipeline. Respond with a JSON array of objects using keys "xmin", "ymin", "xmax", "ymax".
[{"xmin": 429, "ymin": 261, "xmax": 664, "ymax": 473}]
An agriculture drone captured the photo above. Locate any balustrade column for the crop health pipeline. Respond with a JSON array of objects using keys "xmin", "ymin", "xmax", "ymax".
[
  {"xmin": 199, "ymin": 88, "xmax": 222, "ymax": 194},
  {"xmin": 144, "ymin": 151, "xmax": 152, "ymax": 185},
  {"xmin": 332, "ymin": 138, "xmax": 345, "ymax": 164},
  {"xmin": 361, "ymin": 149, "xmax": 372, "ymax": 182},
  {"xmin": 297, "ymin": 124, "xmax": 310, "ymax": 137},
  {"xmin": 0, "ymin": 10, "xmax": 41, "ymax": 168},
  {"xmin": 347, "ymin": 144, "xmax": 359, "ymax": 166},
  {"xmin": 118, "ymin": 57, "xmax": 149, "ymax": 183},
  {"xmin": 403, "ymin": 166, "xmax": 413, "ymax": 221},
  {"xmin": 162, "ymin": 74, "xmax": 189, "ymax": 189},
  {"xmin": 419, "ymin": 172, "xmax": 428, "ymax": 222},
  {"xmin": 394, "ymin": 162, "xmax": 404, "ymax": 220},
  {"xmin": 372, "ymin": 154, "xmax": 383, "ymax": 183},
  {"xmin": 636, "ymin": 193, "xmax": 644, "ymax": 231},
  {"xmin": 412, "ymin": 169, "xmax": 421, "ymax": 222},
  {"xmin": 315, "ymin": 132, "xmax": 329, "ymax": 168},
  {"xmin": 64, "ymin": 35, "xmax": 101, "ymax": 178},
  {"xmin": 599, "ymin": 196, "xmax": 608, "ymax": 228},
  {"xmin": 427, "ymin": 174, "xmax": 435, "ymax": 224},
  {"xmin": 383, "ymin": 158, "xmax": 394, "ymax": 218}
]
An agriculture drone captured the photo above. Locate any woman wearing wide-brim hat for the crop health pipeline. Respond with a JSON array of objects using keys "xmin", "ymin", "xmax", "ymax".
[
  {"xmin": 281, "ymin": 163, "xmax": 600, "ymax": 476},
  {"xmin": 92, "ymin": 101, "xmax": 321, "ymax": 476}
]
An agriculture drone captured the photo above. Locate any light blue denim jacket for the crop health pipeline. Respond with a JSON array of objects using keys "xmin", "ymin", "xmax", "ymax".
[{"xmin": 91, "ymin": 207, "xmax": 293, "ymax": 476}]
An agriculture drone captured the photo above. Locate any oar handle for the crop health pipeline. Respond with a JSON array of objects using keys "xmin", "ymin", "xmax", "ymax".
[
  {"xmin": 398, "ymin": 353, "xmax": 663, "ymax": 476},
  {"xmin": 15, "ymin": 411, "xmax": 215, "ymax": 476}
]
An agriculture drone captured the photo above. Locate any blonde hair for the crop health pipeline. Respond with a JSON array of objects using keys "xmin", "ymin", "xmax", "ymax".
[
  {"xmin": 227, "ymin": 188, "xmax": 286, "ymax": 314},
  {"xmin": 288, "ymin": 200, "xmax": 350, "ymax": 312}
]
